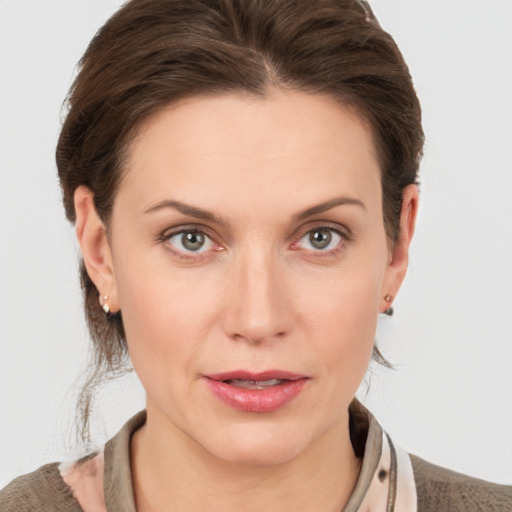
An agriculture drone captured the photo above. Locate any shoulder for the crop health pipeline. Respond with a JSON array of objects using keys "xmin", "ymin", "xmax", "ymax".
[
  {"xmin": 0, "ymin": 462, "xmax": 82, "ymax": 512},
  {"xmin": 410, "ymin": 454, "xmax": 512, "ymax": 512}
]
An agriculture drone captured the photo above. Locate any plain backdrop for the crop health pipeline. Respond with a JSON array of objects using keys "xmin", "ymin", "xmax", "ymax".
[{"xmin": 1, "ymin": 0, "xmax": 511, "ymax": 488}]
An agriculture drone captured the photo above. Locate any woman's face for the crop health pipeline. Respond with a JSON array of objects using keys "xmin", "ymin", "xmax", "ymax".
[{"xmin": 82, "ymin": 90, "xmax": 415, "ymax": 465}]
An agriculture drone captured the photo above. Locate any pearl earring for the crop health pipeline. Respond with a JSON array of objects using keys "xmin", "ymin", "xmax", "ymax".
[
  {"xmin": 383, "ymin": 293, "xmax": 394, "ymax": 316},
  {"xmin": 100, "ymin": 294, "xmax": 110, "ymax": 314}
]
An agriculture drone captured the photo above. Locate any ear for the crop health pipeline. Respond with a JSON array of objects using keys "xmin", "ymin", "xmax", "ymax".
[
  {"xmin": 74, "ymin": 186, "xmax": 119, "ymax": 313},
  {"xmin": 380, "ymin": 184, "xmax": 419, "ymax": 312}
]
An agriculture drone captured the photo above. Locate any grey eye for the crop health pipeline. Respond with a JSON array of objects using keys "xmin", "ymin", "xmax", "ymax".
[
  {"xmin": 167, "ymin": 230, "xmax": 213, "ymax": 253},
  {"xmin": 182, "ymin": 232, "xmax": 205, "ymax": 251},
  {"xmin": 299, "ymin": 228, "xmax": 342, "ymax": 251},
  {"xmin": 309, "ymin": 229, "xmax": 332, "ymax": 249}
]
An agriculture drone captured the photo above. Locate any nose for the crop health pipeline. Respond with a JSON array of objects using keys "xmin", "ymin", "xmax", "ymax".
[{"xmin": 221, "ymin": 248, "xmax": 293, "ymax": 345}]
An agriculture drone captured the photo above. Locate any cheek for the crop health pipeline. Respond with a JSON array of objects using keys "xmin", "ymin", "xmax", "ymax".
[
  {"xmin": 299, "ymin": 260, "xmax": 382, "ymax": 337},
  {"xmin": 113, "ymin": 252, "xmax": 221, "ymax": 382},
  {"xmin": 297, "ymin": 264, "xmax": 383, "ymax": 386}
]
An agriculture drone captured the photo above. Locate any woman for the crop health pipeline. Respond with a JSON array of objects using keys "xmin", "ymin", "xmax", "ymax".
[{"xmin": 1, "ymin": 0, "xmax": 510, "ymax": 510}]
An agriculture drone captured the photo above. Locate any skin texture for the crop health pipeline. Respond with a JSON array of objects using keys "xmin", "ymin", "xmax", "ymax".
[{"xmin": 74, "ymin": 90, "xmax": 418, "ymax": 511}]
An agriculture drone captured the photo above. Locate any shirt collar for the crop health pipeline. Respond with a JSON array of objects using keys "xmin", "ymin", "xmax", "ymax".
[{"xmin": 97, "ymin": 401, "xmax": 416, "ymax": 511}]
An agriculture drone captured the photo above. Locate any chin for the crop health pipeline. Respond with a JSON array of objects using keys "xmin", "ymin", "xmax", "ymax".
[{"xmin": 200, "ymin": 421, "xmax": 315, "ymax": 466}]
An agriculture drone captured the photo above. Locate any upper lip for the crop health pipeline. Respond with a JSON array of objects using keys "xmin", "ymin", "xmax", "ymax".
[{"xmin": 205, "ymin": 370, "xmax": 308, "ymax": 381}]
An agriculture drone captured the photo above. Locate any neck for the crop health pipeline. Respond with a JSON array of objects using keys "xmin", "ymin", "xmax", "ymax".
[{"xmin": 131, "ymin": 404, "xmax": 361, "ymax": 512}]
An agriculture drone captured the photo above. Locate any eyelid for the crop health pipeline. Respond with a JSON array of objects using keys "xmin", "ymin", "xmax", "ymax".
[
  {"xmin": 158, "ymin": 224, "xmax": 223, "ymax": 259},
  {"xmin": 157, "ymin": 221, "xmax": 351, "ymax": 259},
  {"xmin": 293, "ymin": 221, "xmax": 351, "ymax": 242},
  {"xmin": 160, "ymin": 223, "xmax": 218, "ymax": 241},
  {"xmin": 289, "ymin": 222, "xmax": 352, "ymax": 253}
]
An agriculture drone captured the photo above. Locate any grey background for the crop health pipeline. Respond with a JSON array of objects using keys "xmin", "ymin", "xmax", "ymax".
[{"xmin": 1, "ymin": 0, "xmax": 511, "ymax": 487}]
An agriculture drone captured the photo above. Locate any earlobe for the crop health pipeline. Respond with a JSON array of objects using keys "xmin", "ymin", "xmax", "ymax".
[
  {"xmin": 74, "ymin": 186, "xmax": 119, "ymax": 313},
  {"xmin": 381, "ymin": 184, "xmax": 419, "ymax": 312}
]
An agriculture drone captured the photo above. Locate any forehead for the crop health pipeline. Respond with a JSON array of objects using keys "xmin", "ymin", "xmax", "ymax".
[{"xmin": 118, "ymin": 90, "xmax": 382, "ymax": 217}]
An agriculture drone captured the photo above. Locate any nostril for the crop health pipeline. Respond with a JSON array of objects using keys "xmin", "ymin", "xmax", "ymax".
[{"xmin": 230, "ymin": 330, "xmax": 286, "ymax": 344}]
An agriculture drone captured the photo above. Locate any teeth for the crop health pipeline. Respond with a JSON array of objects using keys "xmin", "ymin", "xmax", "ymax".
[{"xmin": 228, "ymin": 379, "xmax": 282, "ymax": 389}]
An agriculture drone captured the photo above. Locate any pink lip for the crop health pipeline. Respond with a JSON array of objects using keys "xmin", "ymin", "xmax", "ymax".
[{"xmin": 204, "ymin": 370, "xmax": 309, "ymax": 413}]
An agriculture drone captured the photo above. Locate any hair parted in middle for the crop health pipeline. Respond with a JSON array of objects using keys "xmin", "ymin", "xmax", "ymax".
[{"xmin": 56, "ymin": 0, "xmax": 423, "ymax": 442}]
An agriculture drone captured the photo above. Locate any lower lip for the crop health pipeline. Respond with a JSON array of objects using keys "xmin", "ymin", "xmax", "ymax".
[{"xmin": 204, "ymin": 378, "xmax": 308, "ymax": 413}]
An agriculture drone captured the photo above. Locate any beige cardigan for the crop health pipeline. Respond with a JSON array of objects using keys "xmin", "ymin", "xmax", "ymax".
[{"xmin": 1, "ymin": 404, "xmax": 511, "ymax": 511}]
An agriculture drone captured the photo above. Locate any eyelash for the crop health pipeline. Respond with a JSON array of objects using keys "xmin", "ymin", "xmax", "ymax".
[
  {"xmin": 291, "ymin": 223, "xmax": 350, "ymax": 257},
  {"xmin": 158, "ymin": 225, "xmax": 220, "ymax": 261},
  {"xmin": 158, "ymin": 223, "xmax": 351, "ymax": 261}
]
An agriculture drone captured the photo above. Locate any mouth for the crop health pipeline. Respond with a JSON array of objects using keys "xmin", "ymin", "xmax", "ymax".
[
  {"xmin": 203, "ymin": 370, "xmax": 309, "ymax": 413},
  {"xmin": 224, "ymin": 378, "xmax": 286, "ymax": 389}
]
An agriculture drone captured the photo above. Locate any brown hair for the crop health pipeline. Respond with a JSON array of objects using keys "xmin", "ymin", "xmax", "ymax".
[{"xmin": 56, "ymin": 0, "xmax": 423, "ymax": 442}]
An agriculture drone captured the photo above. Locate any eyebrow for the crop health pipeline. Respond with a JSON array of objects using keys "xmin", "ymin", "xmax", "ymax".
[
  {"xmin": 144, "ymin": 200, "xmax": 227, "ymax": 225},
  {"xmin": 144, "ymin": 195, "xmax": 365, "ymax": 224},
  {"xmin": 293, "ymin": 196, "xmax": 366, "ymax": 222}
]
